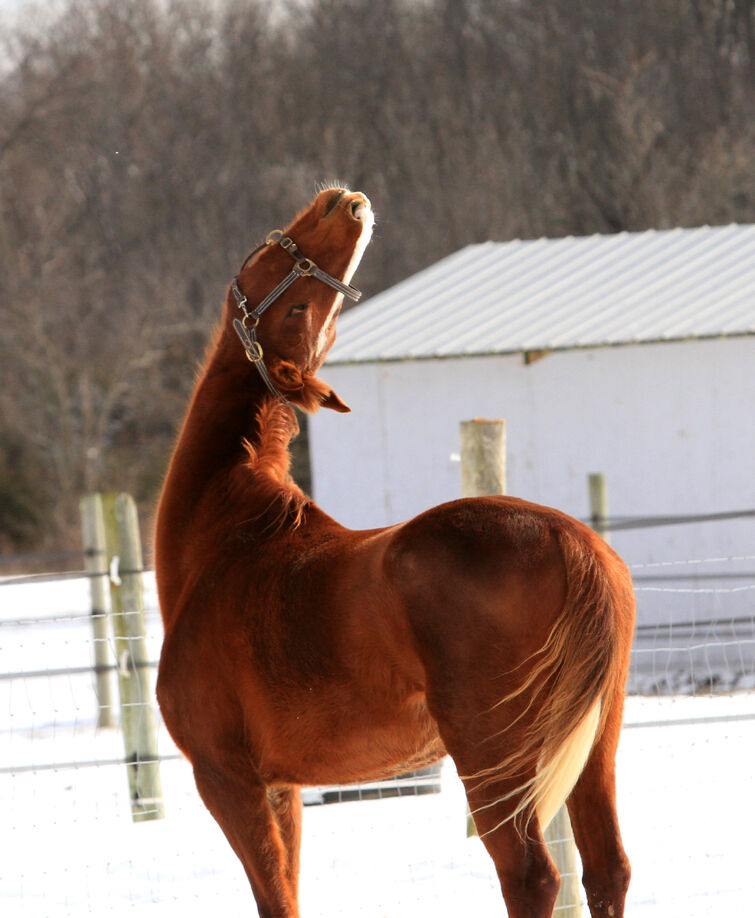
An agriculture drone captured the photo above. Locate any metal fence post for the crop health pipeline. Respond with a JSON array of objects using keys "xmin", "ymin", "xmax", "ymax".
[
  {"xmin": 589, "ymin": 472, "xmax": 611, "ymax": 545},
  {"xmin": 101, "ymin": 492, "xmax": 164, "ymax": 822},
  {"xmin": 545, "ymin": 807, "xmax": 583, "ymax": 917},
  {"xmin": 80, "ymin": 493, "xmax": 115, "ymax": 728}
]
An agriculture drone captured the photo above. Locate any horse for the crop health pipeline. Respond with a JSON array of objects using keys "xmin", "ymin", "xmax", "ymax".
[{"xmin": 155, "ymin": 187, "xmax": 635, "ymax": 918}]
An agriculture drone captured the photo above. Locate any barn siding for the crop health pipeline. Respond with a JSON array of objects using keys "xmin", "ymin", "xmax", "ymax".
[{"xmin": 310, "ymin": 336, "xmax": 754, "ymax": 635}]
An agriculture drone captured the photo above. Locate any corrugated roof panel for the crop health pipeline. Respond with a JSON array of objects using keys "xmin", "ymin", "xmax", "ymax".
[
  {"xmin": 444, "ymin": 226, "xmax": 741, "ymax": 352},
  {"xmin": 328, "ymin": 224, "xmax": 755, "ymax": 363}
]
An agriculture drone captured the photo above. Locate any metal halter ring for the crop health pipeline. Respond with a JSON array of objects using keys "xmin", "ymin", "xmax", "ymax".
[
  {"xmin": 244, "ymin": 340, "xmax": 264, "ymax": 363},
  {"xmin": 242, "ymin": 313, "xmax": 260, "ymax": 330}
]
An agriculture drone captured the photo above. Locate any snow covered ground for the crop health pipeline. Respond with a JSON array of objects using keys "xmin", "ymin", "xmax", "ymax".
[{"xmin": 1, "ymin": 575, "xmax": 754, "ymax": 917}]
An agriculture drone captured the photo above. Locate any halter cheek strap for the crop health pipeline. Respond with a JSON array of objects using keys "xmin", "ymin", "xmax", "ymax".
[{"xmin": 231, "ymin": 230, "xmax": 362, "ymax": 401}]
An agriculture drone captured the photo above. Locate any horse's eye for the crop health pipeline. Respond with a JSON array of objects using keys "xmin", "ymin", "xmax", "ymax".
[{"xmin": 286, "ymin": 304, "xmax": 308, "ymax": 318}]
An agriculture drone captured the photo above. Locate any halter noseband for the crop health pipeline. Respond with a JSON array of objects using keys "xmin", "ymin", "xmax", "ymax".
[{"xmin": 231, "ymin": 230, "xmax": 362, "ymax": 401}]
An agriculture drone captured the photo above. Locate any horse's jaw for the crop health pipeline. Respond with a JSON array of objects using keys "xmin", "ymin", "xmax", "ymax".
[{"xmin": 311, "ymin": 192, "xmax": 374, "ymax": 369}]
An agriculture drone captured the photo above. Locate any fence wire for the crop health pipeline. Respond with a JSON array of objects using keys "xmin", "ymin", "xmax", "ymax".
[
  {"xmin": 1, "ymin": 549, "xmax": 753, "ymax": 770},
  {"xmin": 1, "ymin": 540, "xmax": 754, "ymax": 917}
]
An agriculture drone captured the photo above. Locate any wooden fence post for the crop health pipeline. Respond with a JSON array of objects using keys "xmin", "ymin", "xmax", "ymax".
[
  {"xmin": 460, "ymin": 418, "xmax": 506, "ymax": 498},
  {"xmin": 460, "ymin": 419, "xmax": 583, "ymax": 914},
  {"xmin": 101, "ymin": 492, "xmax": 165, "ymax": 822},
  {"xmin": 460, "ymin": 419, "xmax": 506, "ymax": 837},
  {"xmin": 80, "ymin": 493, "xmax": 115, "ymax": 728},
  {"xmin": 589, "ymin": 472, "xmax": 611, "ymax": 545}
]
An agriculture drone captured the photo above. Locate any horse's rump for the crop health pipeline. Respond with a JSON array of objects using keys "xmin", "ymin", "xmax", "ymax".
[{"xmin": 386, "ymin": 498, "xmax": 634, "ymax": 836}]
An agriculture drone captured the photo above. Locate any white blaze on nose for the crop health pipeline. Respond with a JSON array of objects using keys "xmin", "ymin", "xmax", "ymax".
[
  {"xmin": 342, "ymin": 198, "xmax": 374, "ymax": 285},
  {"xmin": 315, "ymin": 198, "xmax": 374, "ymax": 360},
  {"xmin": 315, "ymin": 292, "xmax": 344, "ymax": 361}
]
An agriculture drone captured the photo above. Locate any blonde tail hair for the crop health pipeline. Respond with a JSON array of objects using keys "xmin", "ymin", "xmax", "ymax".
[{"xmin": 468, "ymin": 524, "xmax": 634, "ymax": 837}]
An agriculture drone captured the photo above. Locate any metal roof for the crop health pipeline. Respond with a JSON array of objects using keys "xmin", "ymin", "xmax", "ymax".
[{"xmin": 327, "ymin": 224, "xmax": 755, "ymax": 364}]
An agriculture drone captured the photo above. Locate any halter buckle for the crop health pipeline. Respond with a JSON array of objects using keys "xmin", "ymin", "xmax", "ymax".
[{"xmin": 295, "ymin": 258, "xmax": 316, "ymax": 276}]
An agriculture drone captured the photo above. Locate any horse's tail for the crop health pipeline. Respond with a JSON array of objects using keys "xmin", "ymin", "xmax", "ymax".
[{"xmin": 472, "ymin": 521, "xmax": 635, "ymax": 835}]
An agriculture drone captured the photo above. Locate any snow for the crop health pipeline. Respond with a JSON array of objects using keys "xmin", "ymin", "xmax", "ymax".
[{"xmin": 2, "ymin": 575, "xmax": 755, "ymax": 916}]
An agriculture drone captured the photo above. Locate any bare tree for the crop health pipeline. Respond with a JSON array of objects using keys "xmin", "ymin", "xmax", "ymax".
[{"xmin": 0, "ymin": 0, "xmax": 752, "ymax": 551}]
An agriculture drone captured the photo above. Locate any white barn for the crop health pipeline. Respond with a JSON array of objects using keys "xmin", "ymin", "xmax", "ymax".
[{"xmin": 309, "ymin": 224, "xmax": 755, "ymax": 687}]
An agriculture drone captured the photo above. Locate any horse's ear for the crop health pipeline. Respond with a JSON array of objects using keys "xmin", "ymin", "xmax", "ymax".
[
  {"xmin": 303, "ymin": 373, "xmax": 351, "ymax": 413},
  {"xmin": 268, "ymin": 360, "xmax": 304, "ymax": 393},
  {"xmin": 318, "ymin": 387, "xmax": 351, "ymax": 413},
  {"xmin": 268, "ymin": 361, "xmax": 351, "ymax": 414}
]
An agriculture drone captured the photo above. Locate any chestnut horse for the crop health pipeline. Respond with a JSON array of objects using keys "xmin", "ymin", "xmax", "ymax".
[{"xmin": 155, "ymin": 188, "xmax": 634, "ymax": 918}]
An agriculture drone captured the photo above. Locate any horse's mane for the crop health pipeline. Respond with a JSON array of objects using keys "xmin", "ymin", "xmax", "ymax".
[{"xmin": 241, "ymin": 397, "xmax": 309, "ymax": 533}]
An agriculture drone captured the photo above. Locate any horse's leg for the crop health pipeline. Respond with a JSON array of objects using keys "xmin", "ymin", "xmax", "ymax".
[
  {"xmin": 192, "ymin": 750, "xmax": 300, "ymax": 918},
  {"xmin": 267, "ymin": 785, "xmax": 303, "ymax": 901},
  {"xmin": 429, "ymin": 686, "xmax": 560, "ymax": 917},
  {"xmin": 566, "ymin": 692, "xmax": 631, "ymax": 917},
  {"xmin": 464, "ymin": 775, "xmax": 560, "ymax": 918}
]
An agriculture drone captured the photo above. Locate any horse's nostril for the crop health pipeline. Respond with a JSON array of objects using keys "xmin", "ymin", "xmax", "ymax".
[{"xmin": 350, "ymin": 198, "xmax": 370, "ymax": 221}]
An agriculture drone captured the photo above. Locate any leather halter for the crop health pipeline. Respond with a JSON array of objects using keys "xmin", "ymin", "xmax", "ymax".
[{"xmin": 231, "ymin": 230, "xmax": 362, "ymax": 401}]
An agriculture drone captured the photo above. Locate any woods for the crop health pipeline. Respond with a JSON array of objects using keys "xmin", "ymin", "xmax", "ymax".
[{"xmin": 0, "ymin": 0, "xmax": 752, "ymax": 552}]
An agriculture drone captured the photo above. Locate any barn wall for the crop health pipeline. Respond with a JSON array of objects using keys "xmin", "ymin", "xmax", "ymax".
[{"xmin": 310, "ymin": 337, "xmax": 754, "ymax": 636}]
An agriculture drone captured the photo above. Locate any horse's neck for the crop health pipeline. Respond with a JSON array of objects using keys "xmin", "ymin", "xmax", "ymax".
[
  {"xmin": 167, "ymin": 334, "xmax": 264, "ymax": 483},
  {"xmin": 156, "ymin": 326, "xmax": 301, "ymax": 602}
]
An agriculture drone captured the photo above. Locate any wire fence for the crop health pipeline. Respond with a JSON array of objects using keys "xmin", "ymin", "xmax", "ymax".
[
  {"xmin": 625, "ymin": 545, "xmax": 755, "ymax": 695},
  {"xmin": 1, "ymin": 530, "xmax": 754, "ymax": 775},
  {"xmin": 1, "ymin": 514, "xmax": 754, "ymax": 916}
]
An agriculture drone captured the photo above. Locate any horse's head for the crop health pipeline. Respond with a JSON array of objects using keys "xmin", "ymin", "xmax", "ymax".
[{"xmin": 233, "ymin": 187, "xmax": 374, "ymax": 413}]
